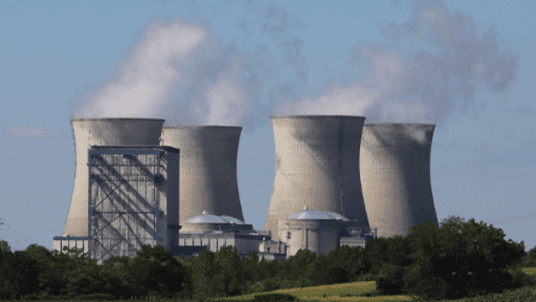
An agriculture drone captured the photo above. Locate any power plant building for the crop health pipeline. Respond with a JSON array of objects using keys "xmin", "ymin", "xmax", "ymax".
[
  {"xmin": 265, "ymin": 115, "xmax": 372, "ymax": 241},
  {"xmin": 160, "ymin": 126, "xmax": 244, "ymax": 224},
  {"xmin": 53, "ymin": 118, "xmax": 179, "ymax": 263},
  {"xmin": 177, "ymin": 211, "xmax": 283, "ymax": 258},
  {"xmin": 279, "ymin": 206, "xmax": 373, "ymax": 257},
  {"xmin": 52, "ymin": 116, "xmax": 440, "ymax": 261},
  {"xmin": 359, "ymin": 123, "xmax": 439, "ymax": 238}
]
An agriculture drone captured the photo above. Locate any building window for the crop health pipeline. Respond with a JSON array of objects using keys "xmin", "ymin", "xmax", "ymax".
[
  {"xmin": 267, "ymin": 247, "xmax": 270, "ymax": 253},
  {"xmin": 287, "ymin": 231, "xmax": 291, "ymax": 240}
]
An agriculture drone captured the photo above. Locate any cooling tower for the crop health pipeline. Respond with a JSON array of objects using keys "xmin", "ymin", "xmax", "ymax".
[
  {"xmin": 63, "ymin": 118, "xmax": 165, "ymax": 237},
  {"xmin": 360, "ymin": 123, "xmax": 439, "ymax": 238},
  {"xmin": 265, "ymin": 115, "xmax": 370, "ymax": 241},
  {"xmin": 161, "ymin": 126, "xmax": 244, "ymax": 223}
]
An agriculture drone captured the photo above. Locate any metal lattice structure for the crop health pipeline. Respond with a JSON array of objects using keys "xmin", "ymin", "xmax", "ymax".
[{"xmin": 87, "ymin": 147, "xmax": 179, "ymax": 263}]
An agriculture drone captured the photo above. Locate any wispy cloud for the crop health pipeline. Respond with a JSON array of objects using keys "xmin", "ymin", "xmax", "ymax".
[{"xmin": 7, "ymin": 127, "xmax": 56, "ymax": 138}]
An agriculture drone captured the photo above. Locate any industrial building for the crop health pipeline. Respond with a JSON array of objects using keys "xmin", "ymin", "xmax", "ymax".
[
  {"xmin": 160, "ymin": 126, "xmax": 244, "ymax": 223},
  {"xmin": 53, "ymin": 118, "xmax": 179, "ymax": 264},
  {"xmin": 54, "ymin": 116, "xmax": 439, "ymax": 261},
  {"xmin": 360, "ymin": 123, "xmax": 439, "ymax": 238},
  {"xmin": 265, "ymin": 115, "xmax": 372, "ymax": 241}
]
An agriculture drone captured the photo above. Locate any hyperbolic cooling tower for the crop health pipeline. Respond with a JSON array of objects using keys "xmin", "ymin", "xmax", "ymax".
[
  {"xmin": 161, "ymin": 126, "xmax": 245, "ymax": 223},
  {"xmin": 63, "ymin": 118, "xmax": 165, "ymax": 237},
  {"xmin": 265, "ymin": 115, "xmax": 370, "ymax": 241},
  {"xmin": 359, "ymin": 123, "xmax": 439, "ymax": 238}
]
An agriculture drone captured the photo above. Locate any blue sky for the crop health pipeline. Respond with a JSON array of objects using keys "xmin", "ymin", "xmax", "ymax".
[{"xmin": 1, "ymin": 0, "xmax": 535, "ymax": 252}]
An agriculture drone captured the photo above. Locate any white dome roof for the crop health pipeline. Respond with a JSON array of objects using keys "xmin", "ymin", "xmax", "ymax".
[
  {"xmin": 220, "ymin": 215, "xmax": 245, "ymax": 224},
  {"xmin": 286, "ymin": 206, "xmax": 336, "ymax": 220},
  {"xmin": 185, "ymin": 211, "xmax": 230, "ymax": 224}
]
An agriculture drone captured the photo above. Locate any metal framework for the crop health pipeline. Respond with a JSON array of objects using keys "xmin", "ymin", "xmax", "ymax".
[{"xmin": 87, "ymin": 149, "xmax": 164, "ymax": 262}]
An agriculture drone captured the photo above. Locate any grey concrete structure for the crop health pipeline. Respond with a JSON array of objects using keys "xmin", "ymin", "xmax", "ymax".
[
  {"xmin": 279, "ymin": 207, "xmax": 340, "ymax": 257},
  {"xmin": 62, "ymin": 118, "xmax": 165, "ymax": 238},
  {"xmin": 360, "ymin": 123, "xmax": 439, "ymax": 238},
  {"xmin": 178, "ymin": 212, "xmax": 271, "ymax": 257},
  {"xmin": 265, "ymin": 115, "xmax": 370, "ymax": 241},
  {"xmin": 161, "ymin": 126, "xmax": 244, "ymax": 223}
]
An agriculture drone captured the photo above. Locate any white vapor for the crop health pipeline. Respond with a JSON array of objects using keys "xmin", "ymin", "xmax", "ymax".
[
  {"xmin": 74, "ymin": 19, "xmax": 207, "ymax": 119},
  {"xmin": 71, "ymin": 17, "xmax": 262, "ymax": 126},
  {"xmin": 280, "ymin": 0, "xmax": 520, "ymax": 124}
]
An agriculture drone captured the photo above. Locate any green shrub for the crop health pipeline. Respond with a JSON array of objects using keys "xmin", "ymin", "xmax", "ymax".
[{"xmin": 375, "ymin": 263, "xmax": 405, "ymax": 295}]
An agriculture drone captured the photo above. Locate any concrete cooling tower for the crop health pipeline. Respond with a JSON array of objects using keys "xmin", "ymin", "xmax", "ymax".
[
  {"xmin": 161, "ymin": 126, "xmax": 245, "ymax": 224},
  {"xmin": 360, "ymin": 123, "xmax": 439, "ymax": 238},
  {"xmin": 63, "ymin": 118, "xmax": 165, "ymax": 238},
  {"xmin": 265, "ymin": 115, "xmax": 370, "ymax": 241}
]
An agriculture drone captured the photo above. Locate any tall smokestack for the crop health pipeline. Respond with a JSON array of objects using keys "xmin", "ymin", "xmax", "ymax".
[
  {"xmin": 360, "ymin": 123, "xmax": 439, "ymax": 238},
  {"xmin": 265, "ymin": 115, "xmax": 370, "ymax": 241},
  {"xmin": 161, "ymin": 126, "xmax": 244, "ymax": 223},
  {"xmin": 63, "ymin": 118, "xmax": 165, "ymax": 237}
]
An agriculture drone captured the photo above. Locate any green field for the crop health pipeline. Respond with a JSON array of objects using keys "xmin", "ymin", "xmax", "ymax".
[
  {"xmin": 220, "ymin": 281, "xmax": 410, "ymax": 301},
  {"xmin": 219, "ymin": 268, "xmax": 536, "ymax": 302}
]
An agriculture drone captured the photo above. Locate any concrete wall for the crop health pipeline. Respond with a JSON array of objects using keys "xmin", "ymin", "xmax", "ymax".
[
  {"xmin": 161, "ymin": 126, "xmax": 244, "ymax": 223},
  {"xmin": 279, "ymin": 219, "xmax": 339, "ymax": 256},
  {"xmin": 360, "ymin": 123, "xmax": 439, "ymax": 238},
  {"xmin": 265, "ymin": 115, "xmax": 370, "ymax": 241},
  {"xmin": 64, "ymin": 118, "xmax": 164, "ymax": 238}
]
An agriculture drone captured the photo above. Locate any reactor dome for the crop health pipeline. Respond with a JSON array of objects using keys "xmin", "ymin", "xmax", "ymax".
[
  {"xmin": 185, "ymin": 211, "xmax": 230, "ymax": 224},
  {"xmin": 286, "ymin": 206, "xmax": 350, "ymax": 221},
  {"xmin": 181, "ymin": 210, "xmax": 253, "ymax": 233}
]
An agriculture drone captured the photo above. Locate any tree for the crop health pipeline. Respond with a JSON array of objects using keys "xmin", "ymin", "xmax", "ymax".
[
  {"xmin": 214, "ymin": 246, "xmax": 243, "ymax": 297},
  {"xmin": 527, "ymin": 246, "xmax": 536, "ymax": 267},
  {"xmin": 0, "ymin": 240, "xmax": 10, "ymax": 254},
  {"xmin": 242, "ymin": 250, "xmax": 260, "ymax": 282},
  {"xmin": 403, "ymin": 219, "xmax": 526, "ymax": 299},
  {"xmin": 439, "ymin": 215, "xmax": 466, "ymax": 228},
  {"xmin": 191, "ymin": 247, "xmax": 220, "ymax": 299},
  {"xmin": 131, "ymin": 244, "xmax": 188, "ymax": 298},
  {"xmin": 0, "ymin": 250, "xmax": 39, "ymax": 300}
]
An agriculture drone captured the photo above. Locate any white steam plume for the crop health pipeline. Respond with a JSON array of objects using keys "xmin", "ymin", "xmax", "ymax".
[
  {"xmin": 71, "ymin": 18, "xmax": 260, "ymax": 126},
  {"xmin": 74, "ymin": 19, "xmax": 207, "ymax": 119},
  {"xmin": 279, "ymin": 0, "xmax": 520, "ymax": 124}
]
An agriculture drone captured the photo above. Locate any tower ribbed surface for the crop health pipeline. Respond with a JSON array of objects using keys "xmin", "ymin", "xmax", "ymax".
[
  {"xmin": 265, "ymin": 115, "xmax": 370, "ymax": 241},
  {"xmin": 360, "ymin": 123, "xmax": 439, "ymax": 238},
  {"xmin": 161, "ymin": 126, "xmax": 244, "ymax": 224},
  {"xmin": 64, "ymin": 118, "xmax": 165, "ymax": 237}
]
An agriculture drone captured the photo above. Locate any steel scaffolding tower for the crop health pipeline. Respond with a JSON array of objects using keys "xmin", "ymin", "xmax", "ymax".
[{"xmin": 86, "ymin": 146, "xmax": 179, "ymax": 263}]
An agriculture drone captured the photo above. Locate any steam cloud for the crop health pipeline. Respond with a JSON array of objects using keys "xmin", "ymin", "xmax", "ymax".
[
  {"xmin": 72, "ymin": 0, "xmax": 519, "ymax": 126},
  {"xmin": 280, "ymin": 0, "xmax": 520, "ymax": 124},
  {"xmin": 72, "ymin": 18, "xmax": 260, "ymax": 126}
]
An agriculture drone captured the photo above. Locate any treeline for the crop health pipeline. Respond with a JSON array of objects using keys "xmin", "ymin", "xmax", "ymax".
[{"xmin": 1, "ymin": 219, "xmax": 536, "ymax": 301}]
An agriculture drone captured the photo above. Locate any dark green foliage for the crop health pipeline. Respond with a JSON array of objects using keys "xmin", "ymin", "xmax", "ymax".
[
  {"xmin": 375, "ymin": 263, "xmax": 405, "ymax": 295},
  {"xmin": 214, "ymin": 246, "xmax": 243, "ymax": 297},
  {"xmin": 0, "ymin": 250, "xmax": 39, "ymax": 300},
  {"xmin": 130, "ymin": 244, "xmax": 187, "ymax": 298},
  {"xmin": 526, "ymin": 246, "xmax": 536, "ymax": 267},
  {"xmin": 191, "ymin": 247, "xmax": 220, "ymax": 299},
  {"xmin": 404, "ymin": 219, "xmax": 526, "ymax": 299},
  {"xmin": 287, "ymin": 249, "xmax": 317, "ymax": 279},
  {"xmin": 243, "ymin": 250, "xmax": 260, "ymax": 282},
  {"xmin": 253, "ymin": 293, "xmax": 298, "ymax": 301}
]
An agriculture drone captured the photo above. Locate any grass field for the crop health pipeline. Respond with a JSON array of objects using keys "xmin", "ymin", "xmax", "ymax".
[
  {"xmin": 219, "ymin": 267, "xmax": 536, "ymax": 302},
  {"xmin": 220, "ymin": 281, "xmax": 410, "ymax": 301}
]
